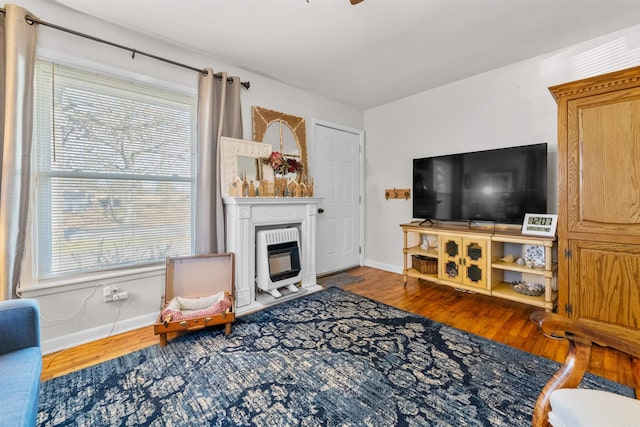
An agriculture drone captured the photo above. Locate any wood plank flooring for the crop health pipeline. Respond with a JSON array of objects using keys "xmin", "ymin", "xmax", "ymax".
[{"xmin": 41, "ymin": 266, "xmax": 636, "ymax": 390}]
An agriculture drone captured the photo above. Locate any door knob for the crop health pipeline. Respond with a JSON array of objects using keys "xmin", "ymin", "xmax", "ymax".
[{"xmin": 318, "ymin": 208, "xmax": 325, "ymax": 214}]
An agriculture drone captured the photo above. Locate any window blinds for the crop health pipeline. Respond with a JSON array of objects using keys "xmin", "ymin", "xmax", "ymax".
[{"xmin": 34, "ymin": 61, "xmax": 197, "ymax": 278}]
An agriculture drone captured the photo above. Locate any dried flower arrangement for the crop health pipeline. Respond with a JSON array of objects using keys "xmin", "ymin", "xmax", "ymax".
[{"xmin": 262, "ymin": 152, "xmax": 304, "ymax": 176}]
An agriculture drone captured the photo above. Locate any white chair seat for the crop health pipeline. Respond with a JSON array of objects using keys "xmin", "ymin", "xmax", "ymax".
[{"xmin": 549, "ymin": 389, "xmax": 640, "ymax": 427}]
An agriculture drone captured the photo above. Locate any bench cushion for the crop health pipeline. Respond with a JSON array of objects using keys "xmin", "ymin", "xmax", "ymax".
[{"xmin": 549, "ymin": 389, "xmax": 640, "ymax": 427}]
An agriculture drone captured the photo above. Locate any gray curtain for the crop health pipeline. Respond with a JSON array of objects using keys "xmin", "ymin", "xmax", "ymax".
[
  {"xmin": 195, "ymin": 69, "xmax": 243, "ymax": 254},
  {"xmin": 0, "ymin": 4, "xmax": 38, "ymax": 300}
]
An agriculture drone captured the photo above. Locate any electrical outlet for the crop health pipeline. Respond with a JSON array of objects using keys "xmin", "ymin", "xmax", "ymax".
[
  {"xmin": 103, "ymin": 285, "xmax": 128, "ymax": 302},
  {"xmin": 102, "ymin": 285, "xmax": 112, "ymax": 303}
]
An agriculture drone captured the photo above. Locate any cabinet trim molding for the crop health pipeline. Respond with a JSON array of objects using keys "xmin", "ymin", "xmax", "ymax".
[{"xmin": 549, "ymin": 65, "xmax": 640, "ymax": 101}]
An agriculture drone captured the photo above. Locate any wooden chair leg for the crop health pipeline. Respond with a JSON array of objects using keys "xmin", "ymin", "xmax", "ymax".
[
  {"xmin": 224, "ymin": 322, "xmax": 232, "ymax": 336},
  {"xmin": 159, "ymin": 333, "xmax": 167, "ymax": 347},
  {"xmin": 532, "ymin": 338, "xmax": 593, "ymax": 427}
]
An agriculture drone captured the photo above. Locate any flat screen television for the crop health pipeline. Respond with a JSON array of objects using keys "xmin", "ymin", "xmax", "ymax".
[{"xmin": 413, "ymin": 143, "xmax": 547, "ymax": 224}]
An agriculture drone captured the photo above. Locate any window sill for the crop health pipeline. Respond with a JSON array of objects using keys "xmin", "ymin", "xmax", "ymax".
[{"xmin": 18, "ymin": 263, "xmax": 165, "ymax": 297}]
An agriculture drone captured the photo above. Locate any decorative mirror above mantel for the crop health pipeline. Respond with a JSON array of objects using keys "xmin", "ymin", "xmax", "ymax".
[
  {"xmin": 251, "ymin": 106, "xmax": 308, "ymax": 176},
  {"xmin": 220, "ymin": 137, "xmax": 272, "ymax": 197},
  {"xmin": 220, "ymin": 136, "xmax": 315, "ymax": 198}
]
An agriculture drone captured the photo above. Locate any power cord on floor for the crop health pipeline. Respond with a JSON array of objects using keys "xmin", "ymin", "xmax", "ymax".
[
  {"xmin": 43, "ymin": 297, "xmax": 126, "ymax": 373},
  {"xmin": 24, "ymin": 284, "xmax": 127, "ymax": 373}
]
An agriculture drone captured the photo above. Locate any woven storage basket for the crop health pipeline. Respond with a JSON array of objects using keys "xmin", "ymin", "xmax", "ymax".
[{"xmin": 412, "ymin": 255, "xmax": 438, "ymax": 274}]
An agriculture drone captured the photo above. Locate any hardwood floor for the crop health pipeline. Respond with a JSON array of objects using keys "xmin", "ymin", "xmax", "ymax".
[{"xmin": 42, "ymin": 266, "xmax": 636, "ymax": 390}]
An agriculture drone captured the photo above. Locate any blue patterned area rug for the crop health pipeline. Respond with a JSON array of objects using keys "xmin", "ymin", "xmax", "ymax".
[{"xmin": 38, "ymin": 287, "xmax": 632, "ymax": 426}]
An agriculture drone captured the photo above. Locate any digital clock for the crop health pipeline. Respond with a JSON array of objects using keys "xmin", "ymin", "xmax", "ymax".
[{"xmin": 522, "ymin": 213, "xmax": 558, "ymax": 237}]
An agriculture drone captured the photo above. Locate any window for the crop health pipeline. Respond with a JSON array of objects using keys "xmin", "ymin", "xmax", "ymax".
[{"xmin": 33, "ymin": 61, "xmax": 197, "ymax": 278}]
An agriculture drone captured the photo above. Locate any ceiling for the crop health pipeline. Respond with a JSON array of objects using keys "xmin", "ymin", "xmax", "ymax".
[{"xmin": 54, "ymin": 0, "xmax": 640, "ymax": 110}]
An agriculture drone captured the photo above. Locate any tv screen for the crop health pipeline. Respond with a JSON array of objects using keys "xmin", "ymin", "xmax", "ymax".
[{"xmin": 413, "ymin": 143, "xmax": 547, "ymax": 224}]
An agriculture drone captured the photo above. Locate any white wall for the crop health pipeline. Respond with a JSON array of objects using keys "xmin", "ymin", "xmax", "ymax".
[
  {"xmin": 13, "ymin": 0, "xmax": 640, "ymax": 353},
  {"xmin": 14, "ymin": 0, "xmax": 363, "ymax": 353},
  {"xmin": 363, "ymin": 24, "xmax": 640, "ymax": 274}
]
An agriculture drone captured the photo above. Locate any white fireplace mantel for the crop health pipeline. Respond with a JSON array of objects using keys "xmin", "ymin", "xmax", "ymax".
[{"xmin": 223, "ymin": 197, "xmax": 323, "ymax": 315}]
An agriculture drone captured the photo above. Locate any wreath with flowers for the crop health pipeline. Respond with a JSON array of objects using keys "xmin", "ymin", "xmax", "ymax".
[{"xmin": 262, "ymin": 152, "xmax": 304, "ymax": 176}]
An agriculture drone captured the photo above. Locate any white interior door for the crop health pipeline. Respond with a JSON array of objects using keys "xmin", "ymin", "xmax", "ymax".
[{"xmin": 313, "ymin": 122, "xmax": 363, "ymax": 274}]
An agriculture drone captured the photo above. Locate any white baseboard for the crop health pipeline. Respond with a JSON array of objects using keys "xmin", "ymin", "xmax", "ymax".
[
  {"xmin": 41, "ymin": 312, "xmax": 158, "ymax": 355},
  {"xmin": 39, "ymin": 265, "xmax": 404, "ymax": 356},
  {"xmin": 41, "ymin": 284, "xmax": 327, "ymax": 355},
  {"xmin": 364, "ymin": 259, "xmax": 403, "ymax": 275}
]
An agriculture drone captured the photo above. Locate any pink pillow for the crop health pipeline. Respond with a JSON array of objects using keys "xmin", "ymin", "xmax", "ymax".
[{"xmin": 161, "ymin": 294, "xmax": 232, "ymax": 322}]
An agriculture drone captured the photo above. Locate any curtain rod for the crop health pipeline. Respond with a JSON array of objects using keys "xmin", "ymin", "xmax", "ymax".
[{"xmin": 0, "ymin": 7, "xmax": 250, "ymax": 89}]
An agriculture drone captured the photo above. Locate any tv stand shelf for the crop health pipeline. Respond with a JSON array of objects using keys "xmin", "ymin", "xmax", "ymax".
[
  {"xmin": 407, "ymin": 244, "xmax": 439, "ymax": 259},
  {"xmin": 401, "ymin": 222, "xmax": 557, "ymax": 311}
]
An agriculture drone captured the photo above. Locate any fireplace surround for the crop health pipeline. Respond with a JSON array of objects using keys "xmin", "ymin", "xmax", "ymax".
[{"xmin": 223, "ymin": 197, "xmax": 323, "ymax": 314}]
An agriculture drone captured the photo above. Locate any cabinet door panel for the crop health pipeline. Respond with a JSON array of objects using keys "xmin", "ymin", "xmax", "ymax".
[
  {"xmin": 440, "ymin": 236, "xmax": 462, "ymax": 283},
  {"xmin": 569, "ymin": 240, "xmax": 640, "ymax": 329},
  {"xmin": 462, "ymin": 240, "xmax": 487, "ymax": 288},
  {"xmin": 567, "ymin": 87, "xmax": 640, "ymax": 235}
]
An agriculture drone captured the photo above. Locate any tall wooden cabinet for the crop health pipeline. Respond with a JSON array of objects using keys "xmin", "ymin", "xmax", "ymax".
[{"xmin": 550, "ymin": 66, "xmax": 640, "ymax": 332}]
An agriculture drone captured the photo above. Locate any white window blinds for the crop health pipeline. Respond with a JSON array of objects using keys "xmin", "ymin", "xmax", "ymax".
[{"xmin": 34, "ymin": 61, "xmax": 197, "ymax": 278}]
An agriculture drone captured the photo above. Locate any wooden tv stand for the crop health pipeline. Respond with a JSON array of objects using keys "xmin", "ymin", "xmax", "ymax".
[{"xmin": 401, "ymin": 222, "xmax": 557, "ymax": 311}]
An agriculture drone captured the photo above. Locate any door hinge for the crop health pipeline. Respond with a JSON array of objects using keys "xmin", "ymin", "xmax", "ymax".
[
  {"xmin": 359, "ymin": 246, "xmax": 362, "ymax": 254},
  {"xmin": 564, "ymin": 248, "xmax": 572, "ymax": 258},
  {"xmin": 564, "ymin": 303, "xmax": 573, "ymax": 315}
]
